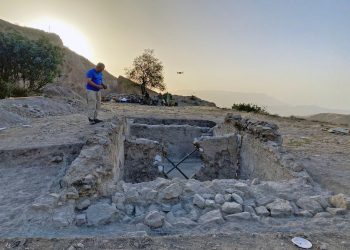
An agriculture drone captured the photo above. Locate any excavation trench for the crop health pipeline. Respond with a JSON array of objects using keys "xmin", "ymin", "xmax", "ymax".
[{"xmin": 122, "ymin": 117, "xmax": 294, "ymax": 184}]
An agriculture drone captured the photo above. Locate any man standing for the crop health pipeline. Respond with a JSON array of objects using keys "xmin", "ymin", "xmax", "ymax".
[{"xmin": 86, "ymin": 63, "xmax": 107, "ymax": 124}]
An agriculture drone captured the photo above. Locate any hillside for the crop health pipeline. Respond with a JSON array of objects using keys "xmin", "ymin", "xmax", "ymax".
[
  {"xmin": 306, "ymin": 113, "xmax": 350, "ymax": 126},
  {"xmin": 0, "ymin": 19, "xmax": 142, "ymax": 98}
]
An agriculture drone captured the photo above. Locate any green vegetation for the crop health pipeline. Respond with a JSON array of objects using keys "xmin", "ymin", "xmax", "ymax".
[
  {"xmin": 0, "ymin": 32, "xmax": 64, "ymax": 98},
  {"xmin": 157, "ymin": 92, "xmax": 177, "ymax": 106},
  {"xmin": 125, "ymin": 49, "xmax": 166, "ymax": 97},
  {"xmin": 232, "ymin": 103, "xmax": 269, "ymax": 114}
]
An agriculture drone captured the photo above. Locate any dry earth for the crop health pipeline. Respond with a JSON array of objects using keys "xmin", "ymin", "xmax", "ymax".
[{"xmin": 0, "ymin": 100, "xmax": 349, "ymax": 249}]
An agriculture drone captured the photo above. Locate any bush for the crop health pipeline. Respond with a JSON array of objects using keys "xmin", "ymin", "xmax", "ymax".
[
  {"xmin": 0, "ymin": 32, "xmax": 64, "ymax": 98},
  {"xmin": 232, "ymin": 103, "xmax": 269, "ymax": 114}
]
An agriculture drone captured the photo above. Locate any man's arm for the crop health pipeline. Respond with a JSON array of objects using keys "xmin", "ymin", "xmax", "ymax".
[{"xmin": 87, "ymin": 78, "xmax": 103, "ymax": 89}]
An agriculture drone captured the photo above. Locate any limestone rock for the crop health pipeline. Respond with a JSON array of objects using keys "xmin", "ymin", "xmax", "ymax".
[
  {"xmin": 166, "ymin": 212, "xmax": 197, "ymax": 228},
  {"xmin": 231, "ymin": 193, "xmax": 244, "ymax": 205},
  {"xmin": 255, "ymin": 206, "xmax": 270, "ymax": 216},
  {"xmin": 296, "ymin": 210, "xmax": 313, "ymax": 217},
  {"xmin": 221, "ymin": 202, "xmax": 243, "ymax": 214},
  {"xmin": 255, "ymin": 197, "xmax": 275, "ymax": 207},
  {"xmin": 296, "ymin": 196, "xmax": 323, "ymax": 214},
  {"xmin": 266, "ymin": 199, "xmax": 293, "ymax": 217},
  {"xmin": 193, "ymin": 194, "xmax": 206, "ymax": 208},
  {"xmin": 314, "ymin": 212, "xmax": 332, "ymax": 218},
  {"xmin": 205, "ymin": 199, "xmax": 216, "ymax": 207},
  {"xmin": 52, "ymin": 205, "xmax": 75, "ymax": 227},
  {"xmin": 329, "ymin": 193, "xmax": 350, "ymax": 209},
  {"xmin": 326, "ymin": 207, "xmax": 347, "ymax": 215},
  {"xmin": 76, "ymin": 213, "xmax": 87, "ymax": 226},
  {"xmin": 244, "ymin": 205, "xmax": 256, "ymax": 215},
  {"xmin": 86, "ymin": 203, "xmax": 118, "ymax": 226},
  {"xmin": 76, "ymin": 198, "xmax": 91, "ymax": 210},
  {"xmin": 112, "ymin": 192, "xmax": 125, "ymax": 204},
  {"xmin": 161, "ymin": 204, "xmax": 172, "ymax": 212},
  {"xmin": 112, "ymin": 193, "xmax": 126, "ymax": 210},
  {"xmin": 214, "ymin": 194, "xmax": 225, "ymax": 204},
  {"xmin": 161, "ymin": 183, "xmax": 182, "ymax": 200},
  {"xmin": 310, "ymin": 195, "xmax": 330, "ymax": 209},
  {"xmin": 198, "ymin": 209, "xmax": 224, "ymax": 224},
  {"xmin": 144, "ymin": 211, "xmax": 165, "ymax": 228},
  {"xmin": 140, "ymin": 188, "xmax": 158, "ymax": 201},
  {"xmin": 328, "ymin": 127, "xmax": 349, "ymax": 135},
  {"xmin": 224, "ymin": 194, "xmax": 232, "ymax": 202},
  {"xmin": 124, "ymin": 188, "xmax": 140, "ymax": 203},
  {"xmin": 125, "ymin": 204, "xmax": 135, "ymax": 215},
  {"xmin": 225, "ymin": 212, "xmax": 251, "ymax": 220}
]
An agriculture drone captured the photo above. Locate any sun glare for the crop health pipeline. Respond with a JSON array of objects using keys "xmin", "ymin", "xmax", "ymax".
[{"xmin": 26, "ymin": 17, "xmax": 93, "ymax": 61}]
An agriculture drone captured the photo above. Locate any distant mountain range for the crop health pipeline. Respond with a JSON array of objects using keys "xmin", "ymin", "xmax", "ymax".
[{"xmin": 173, "ymin": 90, "xmax": 350, "ymax": 117}]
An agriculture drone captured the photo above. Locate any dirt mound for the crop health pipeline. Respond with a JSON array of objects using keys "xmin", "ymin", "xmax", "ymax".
[
  {"xmin": 0, "ymin": 96, "xmax": 82, "ymax": 128},
  {"xmin": 306, "ymin": 113, "xmax": 350, "ymax": 126}
]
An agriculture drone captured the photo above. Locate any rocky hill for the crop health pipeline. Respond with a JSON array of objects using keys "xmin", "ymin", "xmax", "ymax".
[{"xmin": 0, "ymin": 19, "xmax": 142, "ymax": 98}]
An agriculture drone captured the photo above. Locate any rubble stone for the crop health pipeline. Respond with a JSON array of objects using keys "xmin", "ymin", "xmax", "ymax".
[
  {"xmin": 221, "ymin": 202, "xmax": 243, "ymax": 214},
  {"xmin": 198, "ymin": 209, "xmax": 224, "ymax": 224},
  {"xmin": 326, "ymin": 207, "xmax": 347, "ymax": 215},
  {"xmin": 161, "ymin": 183, "xmax": 182, "ymax": 200},
  {"xmin": 214, "ymin": 194, "xmax": 225, "ymax": 204},
  {"xmin": 76, "ymin": 198, "xmax": 91, "ymax": 210},
  {"xmin": 86, "ymin": 203, "xmax": 118, "ymax": 226},
  {"xmin": 329, "ymin": 194, "xmax": 350, "ymax": 209},
  {"xmin": 225, "ymin": 212, "xmax": 251, "ymax": 220},
  {"xmin": 144, "ymin": 211, "xmax": 164, "ymax": 228},
  {"xmin": 296, "ymin": 196, "xmax": 323, "ymax": 214},
  {"xmin": 76, "ymin": 214, "xmax": 87, "ymax": 226},
  {"xmin": 193, "ymin": 194, "xmax": 206, "ymax": 208},
  {"xmin": 255, "ymin": 206, "xmax": 270, "ymax": 216},
  {"xmin": 266, "ymin": 199, "xmax": 293, "ymax": 217},
  {"xmin": 231, "ymin": 193, "xmax": 244, "ymax": 205}
]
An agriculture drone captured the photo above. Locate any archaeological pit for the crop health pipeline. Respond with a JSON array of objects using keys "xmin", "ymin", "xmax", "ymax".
[{"xmin": 0, "ymin": 114, "xmax": 349, "ymax": 239}]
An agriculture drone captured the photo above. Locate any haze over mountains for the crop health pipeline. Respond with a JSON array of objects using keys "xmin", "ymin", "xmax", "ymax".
[{"xmin": 174, "ymin": 90, "xmax": 350, "ymax": 116}]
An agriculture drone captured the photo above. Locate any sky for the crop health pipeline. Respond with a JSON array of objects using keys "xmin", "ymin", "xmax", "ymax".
[{"xmin": 1, "ymin": 0, "xmax": 350, "ymax": 110}]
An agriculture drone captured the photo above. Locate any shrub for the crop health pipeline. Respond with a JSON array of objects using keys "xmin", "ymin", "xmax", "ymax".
[{"xmin": 232, "ymin": 103, "xmax": 269, "ymax": 114}]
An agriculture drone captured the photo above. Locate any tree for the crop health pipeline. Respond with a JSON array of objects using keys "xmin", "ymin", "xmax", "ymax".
[
  {"xmin": 125, "ymin": 49, "xmax": 165, "ymax": 97},
  {"xmin": 0, "ymin": 32, "xmax": 64, "ymax": 98}
]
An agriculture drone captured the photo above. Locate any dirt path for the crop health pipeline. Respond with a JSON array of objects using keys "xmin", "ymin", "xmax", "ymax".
[{"xmin": 1, "ymin": 232, "xmax": 349, "ymax": 249}]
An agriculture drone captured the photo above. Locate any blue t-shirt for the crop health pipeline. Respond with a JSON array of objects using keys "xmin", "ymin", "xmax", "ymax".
[{"xmin": 86, "ymin": 68, "xmax": 103, "ymax": 91}]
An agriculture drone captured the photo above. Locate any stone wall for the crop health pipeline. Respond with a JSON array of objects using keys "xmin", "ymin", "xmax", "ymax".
[
  {"xmin": 214, "ymin": 114, "xmax": 307, "ymax": 181},
  {"xmin": 240, "ymin": 134, "xmax": 294, "ymax": 180},
  {"xmin": 131, "ymin": 118, "xmax": 216, "ymax": 128},
  {"xmin": 129, "ymin": 124, "xmax": 209, "ymax": 159},
  {"xmin": 194, "ymin": 134, "xmax": 240, "ymax": 181},
  {"xmin": 61, "ymin": 118, "xmax": 126, "ymax": 197},
  {"xmin": 123, "ymin": 138, "xmax": 163, "ymax": 183}
]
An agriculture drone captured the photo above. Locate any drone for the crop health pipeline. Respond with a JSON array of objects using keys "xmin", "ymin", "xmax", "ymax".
[{"xmin": 177, "ymin": 71, "xmax": 184, "ymax": 75}]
